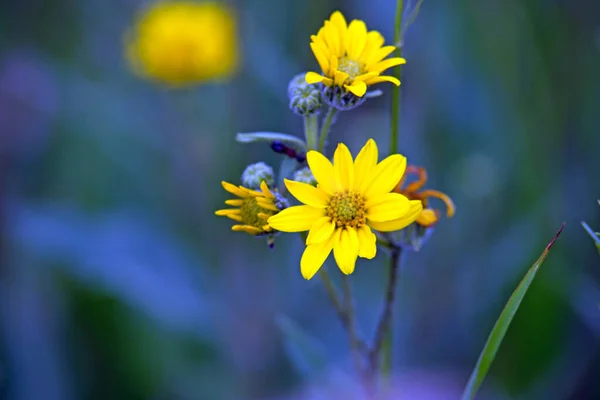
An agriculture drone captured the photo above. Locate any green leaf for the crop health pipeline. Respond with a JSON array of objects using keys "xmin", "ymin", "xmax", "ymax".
[
  {"xmin": 276, "ymin": 315, "xmax": 328, "ymax": 378},
  {"xmin": 581, "ymin": 222, "xmax": 600, "ymax": 254},
  {"xmin": 461, "ymin": 224, "xmax": 564, "ymax": 400},
  {"xmin": 236, "ymin": 132, "xmax": 306, "ymax": 150}
]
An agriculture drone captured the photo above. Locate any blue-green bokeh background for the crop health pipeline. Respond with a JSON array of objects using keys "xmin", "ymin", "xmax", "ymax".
[{"xmin": 1, "ymin": 0, "xmax": 599, "ymax": 399}]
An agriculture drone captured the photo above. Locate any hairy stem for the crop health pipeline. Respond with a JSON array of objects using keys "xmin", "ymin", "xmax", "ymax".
[
  {"xmin": 368, "ymin": 246, "xmax": 403, "ymax": 378},
  {"xmin": 389, "ymin": 0, "xmax": 404, "ymax": 155},
  {"xmin": 304, "ymin": 114, "xmax": 319, "ymax": 150},
  {"xmin": 318, "ymin": 106, "xmax": 338, "ymax": 152}
]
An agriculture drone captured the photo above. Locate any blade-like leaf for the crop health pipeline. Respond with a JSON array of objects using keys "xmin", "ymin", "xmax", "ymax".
[
  {"xmin": 276, "ymin": 315, "xmax": 328, "ymax": 378},
  {"xmin": 581, "ymin": 221, "xmax": 600, "ymax": 254},
  {"xmin": 236, "ymin": 132, "xmax": 306, "ymax": 150},
  {"xmin": 461, "ymin": 224, "xmax": 564, "ymax": 400}
]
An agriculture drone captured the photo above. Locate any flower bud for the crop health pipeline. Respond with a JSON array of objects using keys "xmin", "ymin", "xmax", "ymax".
[
  {"xmin": 292, "ymin": 167, "xmax": 317, "ymax": 186},
  {"xmin": 241, "ymin": 162, "xmax": 274, "ymax": 189},
  {"xmin": 321, "ymin": 84, "xmax": 366, "ymax": 111},
  {"xmin": 288, "ymin": 73, "xmax": 322, "ymax": 116}
]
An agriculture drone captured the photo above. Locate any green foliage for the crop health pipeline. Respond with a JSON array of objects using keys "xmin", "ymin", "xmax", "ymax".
[{"xmin": 461, "ymin": 225, "xmax": 564, "ymax": 400}]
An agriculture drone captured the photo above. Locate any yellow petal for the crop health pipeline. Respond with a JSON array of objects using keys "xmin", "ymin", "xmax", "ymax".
[
  {"xmin": 366, "ymin": 45, "xmax": 396, "ymax": 65},
  {"xmin": 353, "ymin": 138, "xmax": 379, "ymax": 192},
  {"xmin": 334, "ymin": 70, "xmax": 350, "ymax": 87},
  {"xmin": 344, "ymin": 81, "xmax": 367, "ymax": 97},
  {"xmin": 330, "ymin": 11, "xmax": 347, "ymax": 56},
  {"xmin": 367, "ymin": 57, "xmax": 406, "ymax": 73},
  {"xmin": 364, "ymin": 75, "xmax": 400, "ymax": 86},
  {"xmin": 333, "ymin": 227, "xmax": 359, "ymax": 275},
  {"xmin": 416, "ymin": 208, "xmax": 438, "ymax": 227},
  {"xmin": 323, "ymin": 21, "xmax": 340, "ymax": 58},
  {"xmin": 267, "ymin": 205, "xmax": 325, "ymax": 232},
  {"xmin": 284, "ymin": 179, "xmax": 330, "ymax": 208},
  {"xmin": 215, "ymin": 209, "xmax": 240, "ymax": 216},
  {"xmin": 306, "ymin": 216, "xmax": 336, "ymax": 245},
  {"xmin": 232, "ymin": 225, "xmax": 262, "ymax": 235},
  {"xmin": 368, "ymin": 200, "xmax": 422, "ymax": 232},
  {"xmin": 224, "ymin": 199, "xmax": 244, "ymax": 206},
  {"xmin": 306, "ymin": 150, "xmax": 340, "ymax": 195},
  {"xmin": 333, "ymin": 143, "xmax": 354, "ymax": 191},
  {"xmin": 366, "ymin": 193, "xmax": 410, "ymax": 222},
  {"xmin": 306, "ymin": 71, "xmax": 325, "ymax": 84},
  {"xmin": 353, "ymin": 72, "xmax": 379, "ymax": 82},
  {"xmin": 363, "ymin": 154, "xmax": 407, "ymax": 200},
  {"xmin": 357, "ymin": 225, "xmax": 377, "ymax": 259},
  {"xmin": 358, "ymin": 31, "xmax": 385, "ymax": 63},
  {"xmin": 259, "ymin": 181, "xmax": 275, "ymax": 198},
  {"xmin": 346, "ymin": 20, "xmax": 367, "ymax": 60},
  {"xmin": 300, "ymin": 237, "xmax": 334, "ymax": 280},
  {"xmin": 310, "ymin": 42, "xmax": 329, "ymax": 73},
  {"xmin": 221, "ymin": 181, "xmax": 247, "ymax": 197},
  {"xmin": 329, "ymin": 54, "xmax": 338, "ymax": 78}
]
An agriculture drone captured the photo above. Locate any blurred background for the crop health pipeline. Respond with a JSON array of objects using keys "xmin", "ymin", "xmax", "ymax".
[{"xmin": 1, "ymin": 0, "xmax": 599, "ymax": 399}]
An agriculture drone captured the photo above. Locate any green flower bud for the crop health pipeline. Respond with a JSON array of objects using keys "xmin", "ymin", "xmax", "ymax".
[
  {"xmin": 288, "ymin": 73, "xmax": 322, "ymax": 116},
  {"xmin": 241, "ymin": 162, "xmax": 274, "ymax": 189},
  {"xmin": 292, "ymin": 167, "xmax": 317, "ymax": 186}
]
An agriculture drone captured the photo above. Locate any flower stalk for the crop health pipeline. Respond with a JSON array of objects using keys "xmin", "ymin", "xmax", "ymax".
[
  {"xmin": 318, "ymin": 107, "xmax": 338, "ymax": 152},
  {"xmin": 304, "ymin": 114, "xmax": 319, "ymax": 150},
  {"xmin": 389, "ymin": 0, "xmax": 404, "ymax": 156}
]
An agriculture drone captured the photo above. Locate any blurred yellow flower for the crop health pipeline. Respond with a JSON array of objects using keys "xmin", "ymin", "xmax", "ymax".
[
  {"xmin": 305, "ymin": 11, "xmax": 406, "ymax": 97},
  {"xmin": 394, "ymin": 166, "xmax": 455, "ymax": 228},
  {"xmin": 267, "ymin": 139, "xmax": 422, "ymax": 280},
  {"xmin": 215, "ymin": 181, "xmax": 281, "ymax": 236},
  {"xmin": 126, "ymin": 1, "xmax": 238, "ymax": 86}
]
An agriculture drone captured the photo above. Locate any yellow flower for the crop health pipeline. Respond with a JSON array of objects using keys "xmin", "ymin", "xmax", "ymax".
[
  {"xmin": 126, "ymin": 1, "xmax": 238, "ymax": 87},
  {"xmin": 394, "ymin": 166, "xmax": 455, "ymax": 228},
  {"xmin": 267, "ymin": 139, "xmax": 422, "ymax": 280},
  {"xmin": 305, "ymin": 11, "xmax": 406, "ymax": 97},
  {"xmin": 215, "ymin": 181, "xmax": 283, "ymax": 236}
]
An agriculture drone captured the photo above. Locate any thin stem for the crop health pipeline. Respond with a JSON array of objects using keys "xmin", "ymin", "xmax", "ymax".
[
  {"xmin": 304, "ymin": 114, "xmax": 319, "ymax": 150},
  {"xmin": 342, "ymin": 275, "xmax": 362, "ymax": 368},
  {"xmin": 318, "ymin": 106, "xmax": 338, "ymax": 152},
  {"xmin": 368, "ymin": 246, "xmax": 403, "ymax": 376},
  {"xmin": 389, "ymin": 0, "xmax": 404, "ymax": 155}
]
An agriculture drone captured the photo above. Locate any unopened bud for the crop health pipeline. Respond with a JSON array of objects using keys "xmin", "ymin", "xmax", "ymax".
[
  {"xmin": 241, "ymin": 162, "xmax": 274, "ymax": 189},
  {"xmin": 292, "ymin": 167, "xmax": 316, "ymax": 186}
]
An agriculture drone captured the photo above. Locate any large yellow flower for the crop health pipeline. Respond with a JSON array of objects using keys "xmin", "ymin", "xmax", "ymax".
[
  {"xmin": 126, "ymin": 1, "xmax": 238, "ymax": 86},
  {"xmin": 305, "ymin": 11, "xmax": 406, "ymax": 97},
  {"xmin": 268, "ymin": 139, "xmax": 422, "ymax": 280}
]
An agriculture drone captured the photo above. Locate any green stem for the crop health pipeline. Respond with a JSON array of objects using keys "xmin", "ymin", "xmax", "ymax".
[
  {"xmin": 368, "ymin": 245, "xmax": 403, "ymax": 382},
  {"xmin": 342, "ymin": 275, "xmax": 361, "ymax": 368},
  {"xmin": 389, "ymin": 0, "xmax": 404, "ymax": 156},
  {"xmin": 304, "ymin": 114, "xmax": 319, "ymax": 150},
  {"xmin": 318, "ymin": 106, "xmax": 338, "ymax": 152}
]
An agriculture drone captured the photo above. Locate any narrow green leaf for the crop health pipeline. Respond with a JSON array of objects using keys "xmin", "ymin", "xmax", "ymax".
[
  {"xmin": 236, "ymin": 132, "xmax": 306, "ymax": 150},
  {"xmin": 276, "ymin": 315, "xmax": 328, "ymax": 378},
  {"xmin": 461, "ymin": 224, "xmax": 564, "ymax": 400},
  {"xmin": 581, "ymin": 222, "xmax": 600, "ymax": 254}
]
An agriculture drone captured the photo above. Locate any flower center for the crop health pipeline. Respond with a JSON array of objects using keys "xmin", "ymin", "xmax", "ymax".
[
  {"xmin": 326, "ymin": 191, "xmax": 366, "ymax": 228},
  {"xmin": 240, "ymin": 197, "xmax": 274, "ymax": 229},
  {"xmin": 337, "ymin": 57, "xmax": 363, "ymax": 79}
]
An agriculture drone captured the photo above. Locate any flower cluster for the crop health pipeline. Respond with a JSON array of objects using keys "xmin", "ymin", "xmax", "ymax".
[{"xmin": 209, "ymin": 10, "xmax": 454, "ymax": 279}]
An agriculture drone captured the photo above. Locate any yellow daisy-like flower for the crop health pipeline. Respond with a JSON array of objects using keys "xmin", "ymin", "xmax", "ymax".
[
  {"xmin": 215, "ymin": 181, "xmax": 282, "ymax": 236},
  {"xmin": 126, "ymin": 1, "xmax": 238, "ymax": 87},
  {"xmin": 305, "ymin": 11, "xmax": 406, "ymax": 97},
  {"xmin": 267, "ymin": 139, "xmax": 422, "ymax": 280},
  {"xmin": 394, "ymin": 166, "xmax": 455, "ymax": 228}
]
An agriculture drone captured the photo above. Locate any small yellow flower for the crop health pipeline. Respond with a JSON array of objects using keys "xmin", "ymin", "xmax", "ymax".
[
  {"xmin": 126, "ymin": 1, "xmax": 238, "ymax": 87},
  {"xmin": 215, "ymin": 181, "xmax": 282, "ymax": 236},
  {"xmin": 305, "ymin": 11, "xmax": 406, "ymax": 97},
  {"xmin": 394, "ymin": 166, "xmax": 455, "ymax": 227},
  {"xmin": 267, "ymin": 139, "xmax": 422, "ymax": 280}
]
